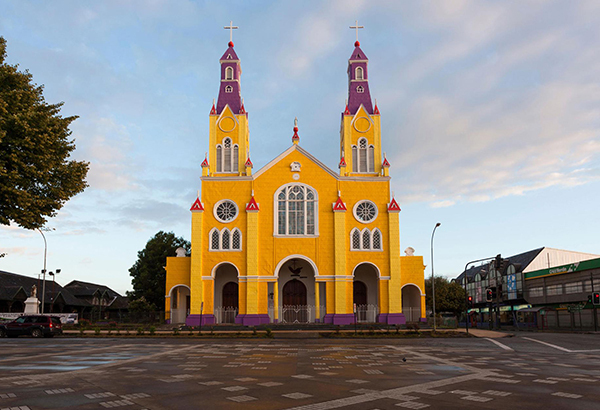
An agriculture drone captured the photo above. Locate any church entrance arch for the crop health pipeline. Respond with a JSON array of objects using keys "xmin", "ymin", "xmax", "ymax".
[
  {"xmin": 213, "ymin": 263, "xmax": 239, "ymax": 324},
  {"xmin": 353, "ymin": 263, "xmax": 379, "ymax": 322},
  {"xmin": 169, "ymin": 285, "xmax": 190, "ymax": 324},
  {"xmin": 402, "ymin": 284, "xmax": 422, "ymax": 322},
  {"xmin": 277, "ymin": 257, "xmax": 316, "ymax": 323}
]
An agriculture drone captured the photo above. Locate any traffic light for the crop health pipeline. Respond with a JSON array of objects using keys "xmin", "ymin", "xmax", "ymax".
[
  {"xmin": 486, "ymin": 288, "xmax": 493, "ymax": 302},
  {"xmin": 468, "ymin": 296, "xmax": 473, "ymax": 307},
  {"xmin": 594, "ymin": 292, "xmax": 600, "ymax": 305}
]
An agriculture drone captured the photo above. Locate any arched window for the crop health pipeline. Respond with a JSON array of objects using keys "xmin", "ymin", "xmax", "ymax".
[
  {"xmin": 275, "ymin": 184, "xmax": 318, "ymax": 236},
  {"xmin": 225, "ymin": 66, "xmax": 233, "ymax": 80},
  {"xmin": 358, "ymin": 138, "xmax": 368, "ymax": 172},
  {"xmin": 211, "ymin": 229, "xmax": 220, "ymax": 250},
  {"xmin": 368, "ymin": 145, "xmax": 375, "ymax": 172},
  {"xmin": 232, "ymin": 228, "xmax": 241, "ymax": 250},
  {"xmin": 355, "ymin": 66, "xmax": 364, "ymax": 80},
  {"xmin": 223, "ymin": 138, "xmax": 232, "ymax": 172},
  {"xmin": 216, "ymin": 138, "xmax": 238, "ymax": 173},
  {"xmin": 372, "ymin": 229, "xmax": 382, "ymax": 250},
  {"xmin": 209, "ymin": 228, "xmax": 242, "ymax": 251},
  {"xmin": 221, "ymin": 229, "xmax": 230, "ymax": 250},
  {"xmin": 350, "ymin": 228, "xmax": 383, "ymax": 251},
  {"xmin": 233, "ymin": 145, "xmax": 239, "ymax": 172},
  {"xmin": 351, "ymin": 228, "xmax": 361, "ymax": 250},
  {"xmin": 362, "ymin": 229, "xmax": 371, "ymax": 249},
  {"xmin": 216, "ymin": 146, "xmax": 222, "ymax": 172},
  {"xmin": 225, "ymin": 85, "xmax": 233, "ymax": 93},
  {"xmin": 352, "ymin": 145, "xmax": 358, "ymax": 172}
]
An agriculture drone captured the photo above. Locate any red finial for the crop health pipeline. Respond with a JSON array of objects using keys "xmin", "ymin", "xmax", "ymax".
[
  {"xmin": 201, "ymin": 154, "xmax": 209, "ymax": 168},
  {"xmin": 245, "ymin": 157, "xmax": 253, "ymax": 168},
  {"xmin": 344, "ymin": 104, "xmax": 350, "ymax": 115},
  {"xmin": 292, "ymin": 117, "xmax": 299, "ymax": 143},
  {"xmin": 228, "ymin": 41, "xmax": 234, "ymax": 47},
  {"xmin": 339, "ymin": 157, "xmax": 347, "ymax": 168},
  {"xmin": 355, "ymin": 41, "xmax": 360, "ymax": 47}
]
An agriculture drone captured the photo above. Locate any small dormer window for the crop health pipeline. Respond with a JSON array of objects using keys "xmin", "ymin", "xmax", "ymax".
[
  {"xmin": 355, "ymin": 66, "xmax": 364, "ymax": 80},
  {"xmin": 225, "ymin": 85, "xmax": 233, "ymax": 93},
  {"xmin": 356, "ymin": 85, "xmax": 364, "ymax": 93},
  {"xmin": 225, "ymin": 67, "xmax": 233, "ymax": 80},
  {"xmin": 226, "ymin": 54, "xmax": 232, "ymax": 60}
]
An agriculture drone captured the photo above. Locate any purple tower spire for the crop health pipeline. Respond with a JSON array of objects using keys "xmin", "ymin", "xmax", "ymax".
[
  {"xmin": 216, "ymin": 41, "xmax": 242, "ymax": 114},
  {"xmin": 346, "ymin": 41, "xmax": 373, "ymax": 115}
]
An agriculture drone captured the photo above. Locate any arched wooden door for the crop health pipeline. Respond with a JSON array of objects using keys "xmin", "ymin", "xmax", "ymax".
[
  {"xmin": 282, "ymin": 279, "xmax": 307, "ymax": 323},
  {"xmin": 282, "ymin": 279, "xmax": 307, "ymax": 306},
  {"xmin": 222, "ymin": 282, "xmax": 239, "ymax": 309},
  {"xmin": 353, "ymin": 281, "xmax": 367, "ymax": 306}
]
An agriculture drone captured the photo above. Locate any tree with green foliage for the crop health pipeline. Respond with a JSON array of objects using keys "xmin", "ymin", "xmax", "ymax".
[
  {"xmin": 128, "ymin": 231, "xmax": 190, "ymax": 310},
  {"xmin": 425, "ymin": 276, "xmax": 466, "ymax": 316},
  {"xmin": 0, "ymin": 36, "xmax": 89, "ymax": 230}
]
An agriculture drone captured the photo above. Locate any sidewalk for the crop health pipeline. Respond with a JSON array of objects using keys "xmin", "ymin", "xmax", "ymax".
[{"xmin": 455, "ymin": 327, "xmax": 511, "ymax": 338}]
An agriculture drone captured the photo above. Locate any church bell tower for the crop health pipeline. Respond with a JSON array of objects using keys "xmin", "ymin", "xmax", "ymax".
[
  {"xmin": 339, "ymin": 24, "xmax": 382, "ymax": 177},
  {"xmin": 207, "ymin": 23, "xmax": 251, "ymax": 177}
]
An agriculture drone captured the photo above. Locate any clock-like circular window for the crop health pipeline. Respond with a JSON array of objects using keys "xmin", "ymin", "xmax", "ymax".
[
  {"xmin": 214, "ymin": 200, "xmax": 238, "ymax": 223},
  {"xmin": 353, "ymin": 200, "xmax": 378, "ymax": 223}
]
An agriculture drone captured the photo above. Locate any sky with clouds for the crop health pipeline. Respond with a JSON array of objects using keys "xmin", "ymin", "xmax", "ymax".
[{"xmin": 1, "ymin": 0, "xmax": 599, "ymax": 295}]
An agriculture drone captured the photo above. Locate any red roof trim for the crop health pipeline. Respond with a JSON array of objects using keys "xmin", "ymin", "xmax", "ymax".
[
  {"xmin": 190, "ymin": 197, "xmax": 204, "ymax": 211},
  {"xmin": 388, "ymin": 198, "xmax": 401, "ymax": 212},
  {"xmin": 333, "ymin": 197, "xmax": 347, "ymax": 211},
  {"xmin": 246, "ymin": 196, "xmax": 259, "ymax": 211}
]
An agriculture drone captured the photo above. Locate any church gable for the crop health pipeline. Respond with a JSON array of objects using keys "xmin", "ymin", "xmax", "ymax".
[{"xmin": 253, "ymin": 145, "xmax": 340, "ymax": 181}]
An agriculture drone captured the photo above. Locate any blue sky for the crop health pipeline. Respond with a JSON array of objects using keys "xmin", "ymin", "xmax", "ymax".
[{"xmin": 1, "ymin": 1, "xmax": 599, "ymax": 295}]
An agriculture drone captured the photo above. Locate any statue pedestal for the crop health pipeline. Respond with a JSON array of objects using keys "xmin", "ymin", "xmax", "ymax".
[{"xmin": 24, "ymin": 297, "xmax": 40, "ymax": 314}]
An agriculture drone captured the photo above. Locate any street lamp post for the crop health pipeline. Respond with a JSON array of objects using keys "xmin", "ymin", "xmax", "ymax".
[
  {"xmin": 431, "ymin": 222, "xmax": 441, "ymax": 331},
  {"xmin": 37, "ymin": 228, "xmax": 48, "ymax": 314},
  {"xmin": 48, "ymin": 269, "xmax": 61, "ymax": 312}
]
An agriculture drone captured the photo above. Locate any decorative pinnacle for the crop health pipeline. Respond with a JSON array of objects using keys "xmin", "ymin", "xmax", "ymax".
[{"xmin": 292, "ymin": 117, "xmax": 299, "ymax": 144}]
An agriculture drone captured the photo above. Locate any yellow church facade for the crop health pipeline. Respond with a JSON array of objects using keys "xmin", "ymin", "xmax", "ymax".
[{"xmin": 165, "ymin": 38, "xmax": 426, "ymax": 326}]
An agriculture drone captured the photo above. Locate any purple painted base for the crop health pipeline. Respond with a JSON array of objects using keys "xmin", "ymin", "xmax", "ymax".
[
  {"xmin": 386, "ymin": 313, "xmax": 406, "ymax": 325},
  {"xmin": 322, "ymin": 314, "xmax": 356, "ymax": 325},
  {"xmin": 165, "ymin": 319, "xmax": 171, "ymax": 325},
  {"xmin": 235, "ymin": 314, "xmax": 245, "ymax": 324},
  {"xmin": 377, "ymin": 313, "xmax": 388, "ymax": 323},
  {"xmin": 242, "ymin": 314, "xmax": 271, "ymax": 326},
  {"xmin": 185, "ymin": 314, "xmax": 215, "ymax": 326},
  {"xmin": 420, "ymin": 318, "xmax": 427, "ymax": 323}
]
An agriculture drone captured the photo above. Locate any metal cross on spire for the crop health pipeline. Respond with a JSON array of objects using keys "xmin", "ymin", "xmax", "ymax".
[
  {"xmin": 350, "ymin": 20, "xmax": 364, "ymax": 42},
  {"xmin": 224, "ymin": 20, "xmax": 238, "ymax": 42}
]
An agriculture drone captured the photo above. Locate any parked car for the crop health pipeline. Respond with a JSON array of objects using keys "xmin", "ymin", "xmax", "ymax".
[{"xmin": 0, "ymin": 315, "xmax": 63, "ymax": 338}]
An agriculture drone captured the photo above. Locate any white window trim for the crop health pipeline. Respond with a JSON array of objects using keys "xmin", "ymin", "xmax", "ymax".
[
  {"xmin": 355, "ymin": 66, "xmax": 364, "ymax": 80},
  {"xmin": 352, "ymin": 138, "xmax": 375, "ymax": 173},
  {"xmin": 356, "ymin": 85, "xmax": 364, "ymax": 93},
  {"xmin": 215, "ymin": 138, "xmax": 239, "ymax": 174},
  {"xmin": 273, "ymin": 182, "xmax": 319, "ymax": 237},
  {"xmin": 213, "ymin": 199, "xmax": 239, "ymax": 223},
  {"xmin": 209, "ymin": 227, "xmax": 242, "ymax": 251},
  {"xmin": 225, "ymin": 66, "xmax": 234, "ymax": 80},
  {"xmin": 353, "ymin": 200, "xmax": 379, "ymax": 224},
  {"xmin": 225, "ymin": 85, "xmax": 233, "ymax": 93},
  {"xmin": 350, "ymin": 227, "xmax": 383, "ymax": 251}
]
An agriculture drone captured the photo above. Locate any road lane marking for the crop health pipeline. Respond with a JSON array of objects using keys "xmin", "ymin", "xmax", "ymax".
[
  {"xmin": 485, "ymin": 338, "xmax": 514, "ymax": 351},
  {"xmin": 523, "ymin": 337, "xmax": 572, "ymax": 352}
]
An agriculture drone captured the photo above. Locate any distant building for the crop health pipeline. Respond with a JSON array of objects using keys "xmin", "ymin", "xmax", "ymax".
[
  {"xmin": 64, "ymin": 280, "xmax": 129, "ymax": 321},
  {"xmin": 0, "ymin": 270, "xmax": 88, "ymax": 315},
  {"xmin": 454, "ymin": 247, "xmax": 599, "ymax": 328}
]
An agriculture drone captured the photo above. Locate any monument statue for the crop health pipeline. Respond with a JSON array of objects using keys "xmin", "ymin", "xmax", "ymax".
[{"xmin": 31, "ymin": 284, "xmax": 37, "ymax": 298}]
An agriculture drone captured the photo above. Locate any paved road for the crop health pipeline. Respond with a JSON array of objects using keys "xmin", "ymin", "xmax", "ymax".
[{"xmin": 0, "ymin": 333, "xmax": 598, "ymax": 409}]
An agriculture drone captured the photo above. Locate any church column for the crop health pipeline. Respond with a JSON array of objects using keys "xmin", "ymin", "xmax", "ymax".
[
  {"xmin": 386, "ymin": 197, "xmax": 405, "ymax": 325},
  {"xmin": 242, "ymin": 195, "xmax": 269, "ymax": 326},
  {"xmin": 187, "ymin": 197, "xmax": 211, "ymax": 326},
  {"xmin": 328, "ymin": 195, "xmax": 354, "ymax": 325}
]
